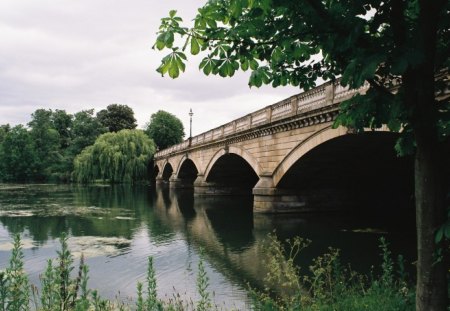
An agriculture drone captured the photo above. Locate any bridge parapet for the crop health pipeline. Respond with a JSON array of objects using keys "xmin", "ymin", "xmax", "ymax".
[{"xmin": 155, "ymin": 79, "xmax": 370, "ymax": 158}]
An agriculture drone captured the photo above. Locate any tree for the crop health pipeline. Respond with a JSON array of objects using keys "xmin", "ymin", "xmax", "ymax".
[
  {"xmin": 47, "ymin": 110, "xmax": 74, "ymax": 181},
  {"xmin": 96, "ymin": 104, "xmax": 137, "ymax": 132},
  {"xmin": 0, "ymin": 125, "xmax": 37, "ymax": 181},
  {"xmin": 73, "ymin": 129, "xmax": 156, "ymax": 184},
  {"xmin": 70, "ymin": 109, "xmax": 106, "ymax": 156},
  {"xmin": 155, "ymin": 1, "xmax": 449, "ymax": 309},
  {"xmin": 51, "ymin": 109, "xmax": 73, "ymax": 149},
  {"xmin": 28, "ymin": 109, "xmax": 61, "ymax": 180},
  {"xmin": 0, "ymin": 124, "xmax": 11, "ymax": 144},
  {"xmin": 144, "ymin": 110, "xmax": 185, "ymax": 149}
]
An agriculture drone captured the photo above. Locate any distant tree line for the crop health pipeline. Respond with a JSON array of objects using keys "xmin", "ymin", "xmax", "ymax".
[{"xmin": 0, "ymin": 104, "xmax": 184, "ymax": 183}]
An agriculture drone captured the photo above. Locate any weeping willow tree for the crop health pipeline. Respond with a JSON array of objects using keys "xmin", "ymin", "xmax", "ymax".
[{"xmin": 73, "ymin": 129, "xmax": 156, "ymax": 183}]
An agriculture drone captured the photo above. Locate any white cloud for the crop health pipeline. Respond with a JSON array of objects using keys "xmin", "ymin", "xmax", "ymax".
[{"xmin": 0, "ymin": 0, "xmax": 299, "ymax": 135}]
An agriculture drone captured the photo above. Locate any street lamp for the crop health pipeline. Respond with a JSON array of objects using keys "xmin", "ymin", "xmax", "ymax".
[
  {"xmin": 189, "ymin": 108, "xmax": 194, "ymax": 138},
  {"xmin": 189, "ymin": 108, "xmax": 193, "ymax": 145}
]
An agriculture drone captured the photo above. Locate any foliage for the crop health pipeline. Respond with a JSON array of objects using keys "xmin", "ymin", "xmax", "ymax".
[
  {"xmin": 73, "ymin": 129, "xmax": 156, "ymax": 184},
  {"xmin": 251, "ymin": 233, "xmax": 414, "ymax": 311},
  {"xmin": 136, "ymin": 257, "xmax": 163, "ymax": 311},
  {"xmin": 154, "ymin": 1, "xmax": 449, "ymax": 309},
  {"xmin": 154, "ymin": 1, "xmax": 448, "ymax": 135},
  {"xmin": 0, "ymin": 125, "xmax": 38, "ymax": 182},
  {"xmin": 51, "ymin": 109, "xmax": 73, "ymax": 149},
  {"xmin": 97, "ymin": 104, "xmax": 137, "ymax": 133},
  {"xmin": 145, "ymin": 257, "xmax": 160, "ymax": 310},
  {"xmin": 0, "ymin": 233, "xmax": 416, "ymax": 311},
  {"xmin": 144, "ymin": 110, "xmax": 185, "ymax": 150},
  {"xmin": 0, "ymin": 234, "xmax": 30, "ymax": 311},
  {"xmin": 69, "ymin": 109, "xmax": 107, "ymax": 155},
  {"xmin": 37, "ymin": 234, "xmax": 92, "ymax": 310},
  {"xmin": 261, "ymin": 234, "xmax": 309, "ymax": 302},
  {"xmin": 196, "ymin": 250, "xmax": 212, "ymax": 311},
  {"xmin": 0, "ymin": 106, "xmax": 141, "ymax": 183},
  {"xmin": 0, "ymin": 108, "xmax": 106, "ymax": 183},
  {"xmin": 0, "ymin": 124, "xmax": 10, "ymax": 144},
  {"xmin": 28, "ymin": 109, "xmax": 61, "ymax": 181}
]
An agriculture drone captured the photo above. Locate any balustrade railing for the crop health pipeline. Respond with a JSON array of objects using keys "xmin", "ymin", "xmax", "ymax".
[{"xmin": 155, "ymin": 79, "xmax": 368, "ymax": 158}]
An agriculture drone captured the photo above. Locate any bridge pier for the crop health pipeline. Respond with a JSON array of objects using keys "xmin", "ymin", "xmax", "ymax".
[
  {"xmin": 169, "ymin": 176, "xmax": 194, "ymax": 189},
  {"xmin": 253, "ymin": 176, "xmax": 306, "ymax": 213},
  {"xmin": 155, "ymin": 176, "xmax": 165, "ymax": 186},
  {"xmin": 193, "ymin": 174, "xmax": 250, "ymax": 195}
]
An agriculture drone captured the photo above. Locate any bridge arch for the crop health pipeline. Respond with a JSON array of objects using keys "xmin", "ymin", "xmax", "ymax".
[
  {"xmin": 204, "ymin": 146, "xmax": 263, "ymax": 180},
  {"xmin": 151, "ymin": 163, "xmax": 160, "ymax": 182},
  {"xmin": 273, "ymin": 126, "xmax": 390, "ymax": 187},
  {"xmin": 175, "ymin": 156, "xmax": 199, "ymax": 187},
  {"xmin": 154, "ymin": 161, "xmax": 163, "ymax": 176},
  {"xmin": 271, "ymin": 125, "xmax": 414, "ymax": 212},
  {"xmin": 161, "ymin": 161, "xmax": 174, "ymax": 181},
  {"xmin": 175, "ymin": 155, "xmax": 199, "ymax": 177}
]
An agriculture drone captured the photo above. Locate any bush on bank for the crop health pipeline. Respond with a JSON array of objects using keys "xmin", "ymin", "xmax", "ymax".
[{"xmin": 0, "ymin": 233, "xmax": 414, "ymax": 311}]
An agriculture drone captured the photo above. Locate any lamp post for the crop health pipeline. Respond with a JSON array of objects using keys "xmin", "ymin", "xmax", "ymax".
[{"xmin": 189, "ymin": 108, "xmax": 193, "ymax": 146}]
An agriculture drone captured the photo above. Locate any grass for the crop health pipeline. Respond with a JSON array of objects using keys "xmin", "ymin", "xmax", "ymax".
[{"xmin": 0, "ymin": 233, "xmax": 415, "ymax": 310}]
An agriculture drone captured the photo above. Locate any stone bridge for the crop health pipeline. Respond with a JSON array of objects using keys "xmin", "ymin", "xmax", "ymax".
[{"xmin": 154, "ymin": 76, "xmax": 449, "ymax": 213}]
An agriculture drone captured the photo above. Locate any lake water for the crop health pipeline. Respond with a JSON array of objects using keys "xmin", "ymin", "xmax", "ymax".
[{"xmin": 0, "ymin": 184, "xmax": 416, "ymax": 308}]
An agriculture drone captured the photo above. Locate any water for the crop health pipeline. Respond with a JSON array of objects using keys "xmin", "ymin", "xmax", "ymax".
[{"xmin": 0, "ymin": 184, "xmax": 416, "ymax": 308}]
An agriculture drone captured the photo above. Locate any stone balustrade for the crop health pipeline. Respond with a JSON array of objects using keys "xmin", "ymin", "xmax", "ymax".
[{"xmin": 155, "ymin": 79, "xmax": 369, "ymax": 158}]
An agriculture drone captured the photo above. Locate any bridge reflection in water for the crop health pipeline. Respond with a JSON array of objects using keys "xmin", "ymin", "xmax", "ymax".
[
  {"xmin": 0, "ymin": 184, "xmax": 417, "ymax": 305},
  {"xmin": 152, "ymin": 186, "xmax": 417, "ymax": 291}
]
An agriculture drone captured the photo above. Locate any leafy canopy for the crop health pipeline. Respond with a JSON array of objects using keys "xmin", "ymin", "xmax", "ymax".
[
  {"xmin": 154, "ymin": 2, "xmax": 450, "ymax": 310},
  {"xmin": 73, "ymin": 129, "xmax": 156, "ymax": 183},
  {"xmin": 28, "ymin": 109, "xmax": 62, "ymax": 180},
  {"xmin": 0, "ymin": 125, "xmax": 37, "ymax": 182},
  {"xmin": 155, "ymin": 0, "xmax": 449, "ymax": 138},
  {"xmin": 97, "ymin": 104, "xmax": 137, "ymax": 133},
  {"xmin": 145, "ymin": 110, "xmax": 185, "ymax": 150}
]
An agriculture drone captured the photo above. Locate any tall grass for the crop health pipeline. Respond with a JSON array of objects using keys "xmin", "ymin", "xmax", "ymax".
[
  {"xmin": 0, "ymin": 233, "xmax": 416, "ymax": 310},
  {"xmin": 251, "ymin": 233, "xmax": 415, "ymax": 311}
]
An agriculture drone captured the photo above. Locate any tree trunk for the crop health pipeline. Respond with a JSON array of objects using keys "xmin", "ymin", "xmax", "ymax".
[
  {"xmin": 412, "ymin": 1, "xmax": 448, "ymax": 309},
  {"xmin": 414, "ymin": 126, "xmax": 448, "ymax": 311},
  {"xmin": 410, "ymin": 54, "xmax": 448, "ymax": 311}
]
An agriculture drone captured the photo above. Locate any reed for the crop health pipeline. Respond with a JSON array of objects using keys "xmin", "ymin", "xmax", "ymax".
[{"xmin": 0, "ymin": 233, "xmax": 416, "ymax": 310}]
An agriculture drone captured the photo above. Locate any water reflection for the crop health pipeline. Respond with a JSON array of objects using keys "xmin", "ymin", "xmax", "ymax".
[
  {"xmin": 0, "ymin": 185, "xmax": 147, "ymax": 243},
  {"xmin": 0, "ymin": 184, "xmax": 416, "ymax": 305}
]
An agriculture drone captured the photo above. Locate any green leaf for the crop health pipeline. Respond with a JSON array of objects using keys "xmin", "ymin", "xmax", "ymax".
[
  {"xmin": 250, "ymin": 59, "xmax": 259, "ymax": 70},
  {"xmin": 361, "ymin": 56, "xmax": 382, "ymax": 81},
  {"xmin": 169, "ymin": 10, "xmax": 177, "ymax": 18},
  {"xmin": 199, "ymin": 58, "xmax": 208, "ymax": 69},
  {"xmin": 271, "ymin": 47, "xmax": 283, "ymax": 64},
  {"xmin": 203, "ymin": 62, "xmax": 212, "ymax": 75},
  {"xmin": 206, "ymin": 18, "xmax": 217, "ymax": 28},
  {"xmin": 241, "ymin": 59, "xmax": 249, "ymax": 71},
  {"xmin": 164, "ymin": 31, "xmax": 174, "ymax": 48},
  {"xmin": 230, "ymin": 0, "xmax": 243, "ymax": 17},
  {"xmin": 175, "ymin": 56, "xmax": 186, "ymax": 72},
  {"xmin": 341, "ymin": 60, "xmax": 357, "ymax": 87},
  {"xmin": 445, "ymin": 223, "xmax": 450, "ymax": 239},
  {"xmin": 250, "ymin": 70, "xmax": 262, "ymax": 87},
  {"xmin": 435, "ymin": 226, "xmax": 444, "ymax": 243},
  {"xmin": 157, "ymin": 61, "xmax": 169, "ymax": 75},
  {"xmin": 178, "ymin": 51, "xmax": 187, "ymax": 60},
  {"xmin": 191, "ymin": 37, "xmax": 200, "ymax": 55},
  {"xmin": 168, "ymin": 62, "xmax": 180, "ymax": 79},
  {"xmin": 219, "ymin": 63, "xmax": 228, "ymax": 77},
  {"xmin": 155, "ymin": 34, "xmax": 166, "ymax": 50},
  {"xmin": 155, "ymin": 40, "xmax": 165, "ymax": 51}
]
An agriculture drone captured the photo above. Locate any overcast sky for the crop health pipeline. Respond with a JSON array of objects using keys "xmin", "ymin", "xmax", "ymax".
[{"xmin": 0, "ymin": 0, "xmax": 299, "ymax": 136}]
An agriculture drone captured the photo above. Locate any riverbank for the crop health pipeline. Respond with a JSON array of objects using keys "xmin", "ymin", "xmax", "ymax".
[{"xmin": 1, "ymin": 233, "xmax": 415, "ymax": 311}]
